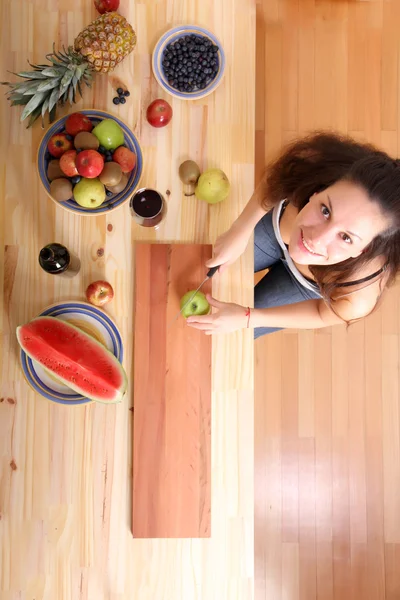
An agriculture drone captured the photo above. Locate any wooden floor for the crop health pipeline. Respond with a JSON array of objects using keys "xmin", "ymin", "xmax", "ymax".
[{"xmin": 255, "ymin": 1, "xmax": 400, "ymax": 599}]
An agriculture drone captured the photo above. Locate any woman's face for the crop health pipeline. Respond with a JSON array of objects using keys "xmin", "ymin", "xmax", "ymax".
[{"xmin": 288, "ymin": 180, "xmax": 391, "ymax": 265}]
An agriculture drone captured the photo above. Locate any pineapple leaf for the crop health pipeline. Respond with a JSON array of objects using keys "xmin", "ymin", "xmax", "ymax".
[
  {"xmin": 9, "ymin": 70, "xmax": 49, "ymax": 80},
  {"xmin": 77, "ymin": 79, "xmax": 83, "ymax": 98},
  {"xmin": 60, "ymin": 69, "xmax": 74, "ymax": 88},
  {"xmin": 48, "ymin": 87, "xmax": 59, "ymax": 114},
  {"xmin": 11, "ymin": 80, "xmax": 42, "ymax": 94},
  {"xmin": 36, "ymin": 78, "xmax": 61, "ymax": 93},
  {"xmin": 20, "ymin": 91, "xmax": 47, "ymax": 122},
  {"xmin": 68, "ymin": 85, "xmax": 74, "ymax": 105},
  {"xmin": 40, "ymin": 67, "xmax": 62, "ymax": 78},
  {"xmin": 41, "ymin": 97, "xmax": 50, "ymax": 117},
  {"xmin": 26, "ymin": 105, "xmax": 43, "ymax": 128},
  {"xmin": 11, "ymin": 95, "xmax": 30, "ymax": 107},
  {"xmin": 49, "ymin": 104, "xmax": 57, "ymax": 124}
]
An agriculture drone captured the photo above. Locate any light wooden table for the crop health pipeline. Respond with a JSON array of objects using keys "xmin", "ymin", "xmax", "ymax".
[{"xmin": 0, "ymin": 1, "xmax": 255, "ymax": 598}]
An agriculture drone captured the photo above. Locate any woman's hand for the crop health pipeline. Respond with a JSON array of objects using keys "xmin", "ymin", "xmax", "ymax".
[
  {"xmin": 205, "ymin": 224, "xmax": 251, "ymax": 273},
  {"xmin": 186, "ymin": 294, "xmax": 249, "ymax": 335}
]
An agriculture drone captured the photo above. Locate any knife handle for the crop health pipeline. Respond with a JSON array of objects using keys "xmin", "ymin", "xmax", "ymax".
[{"xmin": 206, "ymin": 265, "xmax": 219, "ymax": 278}]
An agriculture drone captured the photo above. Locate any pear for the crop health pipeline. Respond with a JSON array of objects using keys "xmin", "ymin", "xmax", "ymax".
[{"xmin": 195, "ymin": 168, "xmax": 230, "ymax": 204}]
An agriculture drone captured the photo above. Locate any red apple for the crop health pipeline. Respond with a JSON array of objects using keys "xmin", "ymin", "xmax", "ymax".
[
  {"xmin": 94, "ymin": 0, "xmax": 119, "ymax": 14},
  {"xmin": 47, "ymin": 133, "xmax": 73, "ymax": 158},
  {"xmin": 86, "ymin": 280, "xmax": 114, "ymax": 306},
  {"xmin": 76, "ymin": 149, "xmax": 104, "ymax": 179},
  {"xmin": 65, "ymin": 112, "xmax": 93, "ymax": 137},
  {"xmin": 112, "ymin": 146, "xmax": 136, "ymax": 173},
  {"xmin": 59, "ymin": 150, "xmax": 78, "ymax": 177},
  {"xmin": 146, "ymin": 99, "xmax": 173, "ymax": 128}
]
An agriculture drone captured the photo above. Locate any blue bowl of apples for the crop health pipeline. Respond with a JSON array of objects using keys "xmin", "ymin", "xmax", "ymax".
[{"xmin": 37, "ymin": 109, "xmax": 143, "ymax": 215}]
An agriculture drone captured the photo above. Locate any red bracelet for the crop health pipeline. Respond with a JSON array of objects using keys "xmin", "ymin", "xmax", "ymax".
[{"xmin": 245, "ymin": 306, "xmax": 251, "ymax": 328}]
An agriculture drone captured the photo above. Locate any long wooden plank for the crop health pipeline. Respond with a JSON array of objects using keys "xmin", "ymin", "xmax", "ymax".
[{"xmin": 132, "ymin": 243, "xmax": 212, "ymax": 538}]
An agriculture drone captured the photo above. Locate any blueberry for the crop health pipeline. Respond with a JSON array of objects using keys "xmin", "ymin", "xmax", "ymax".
[
  {"xmin": 119, "ymin": 96, "xmax": 126, "ymax": 104},
  {"xmin": 113, "ymin": 97, "xmax": 120, "ymax": 105},
  {"xmin": 76, "ymin": 148, "xmax": 83, "ymax": 153},
  {"xmin": 45, "ymin": 151, "xmax": 51, "ymax": 161},
  {"xmin": 106, "ymin": 190, "xmax": 113, "ymax": 197},
  {"xmin": 105, "ymin": 156, "xmax": 113, "ymax": 162},
  {"xmin": 117, "ymin": 87, "xmax": 124, "ymax": 95},
  {"xmin": 65, "ymin": 134, "xmax": 73, "ymax": 141},
  {"xmin": 71, "ymin": 175, "xmax": 81, "ymax": 184}
]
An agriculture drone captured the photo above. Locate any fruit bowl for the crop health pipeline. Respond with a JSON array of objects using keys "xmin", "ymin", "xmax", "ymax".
[
  {"xmin": 37, "ymin": 109, "xmax": 143, "ymax": 215},
  {"xmin": 151, "ymin": 25, "xmax": 226, "ymax": 100}
]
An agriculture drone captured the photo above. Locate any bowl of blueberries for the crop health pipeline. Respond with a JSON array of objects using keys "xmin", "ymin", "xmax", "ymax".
[{"xmin": 152, "ymin": 25, "xmax": 226, "ymax": 100}]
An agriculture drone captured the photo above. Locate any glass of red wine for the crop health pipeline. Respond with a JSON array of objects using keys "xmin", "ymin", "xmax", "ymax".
[{"xmin": 129, "ymin": 188, "xmax": 166, "ymax": 228}]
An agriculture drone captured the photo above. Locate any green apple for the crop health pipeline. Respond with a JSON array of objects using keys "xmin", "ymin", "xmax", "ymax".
[
  {"xmin": 73, "ymin": 177, "xmax": 106, "ymax": 209},
  {"xmin": 92, "ymin": 119, "xmax": 125, "ymax": 150},
  {"xmin": 180, "ymin": 290, "xmax": 210, "ymax": 318}
]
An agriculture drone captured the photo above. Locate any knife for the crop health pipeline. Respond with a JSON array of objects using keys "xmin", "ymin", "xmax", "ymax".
[{"xmin": 169, "ymin": 265, "xmax": 220, "ymax": 326}]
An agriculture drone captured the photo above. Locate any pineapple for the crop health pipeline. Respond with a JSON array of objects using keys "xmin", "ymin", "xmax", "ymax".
[{"xmin": 1, "ymin": 12, "xmax": 136, "ymax": 128}]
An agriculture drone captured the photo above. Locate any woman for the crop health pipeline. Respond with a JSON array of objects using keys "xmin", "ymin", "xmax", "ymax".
[{"xmin": 186, "ymin": 132, "xmax": 400, "ymax": 338}]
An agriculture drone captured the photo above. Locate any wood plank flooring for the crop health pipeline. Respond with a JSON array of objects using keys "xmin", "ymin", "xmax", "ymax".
[{"xmin": 255, "ymin": 1, "xmax": 400, "ymax": 598}]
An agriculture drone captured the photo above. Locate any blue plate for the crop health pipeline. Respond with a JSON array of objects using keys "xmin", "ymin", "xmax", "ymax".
[
  {"xmin": 20, "ymin": 301, "xmax": 124, "ymax": 405},
  {"xmin": 37, "ymin": 109, "xmax": 143, "ymax": 215},
  {"xmin": 152, "ymin": 25, "xmax": 226, "ymax": 100}
]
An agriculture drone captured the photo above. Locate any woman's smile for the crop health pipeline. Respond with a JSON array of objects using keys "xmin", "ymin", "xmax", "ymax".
[{"xmin": 298, "ymin": 229, "xmax": 326, "ymax": 258}]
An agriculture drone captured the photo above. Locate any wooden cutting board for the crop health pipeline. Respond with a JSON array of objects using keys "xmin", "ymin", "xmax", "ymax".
[{"xmin": 132, "ymin": 243, "xmax": 212, "ymax": 538}]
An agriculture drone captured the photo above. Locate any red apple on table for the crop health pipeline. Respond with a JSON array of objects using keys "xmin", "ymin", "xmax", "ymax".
[
  {"xmin": 86, "ymin": 280, "xmax": 114, "ymax": 307},
  {"xmin": 76, "ymin": 149, "xmax": 104, "ymax": 179},
  {"xmin": 59, "ymin": 150, "xmax": 78, "ymax": 177},
  {"xmin": 146, "ymin": 99, "xmax": 173, "ymax": 128},
  {"xmin": 94, "ymin": 0, "xmax": 119, "ymax": 14},
  {"xmin": 112, "ymin": 146, "xmax": 136, "ymax": 173},
  {"xmin": 65, "ymin": 112, "xmax": 93, "ymax": 136},
  {"xmin": 47, "ymin": 133, "xmax": 73, "ymax": 158}
]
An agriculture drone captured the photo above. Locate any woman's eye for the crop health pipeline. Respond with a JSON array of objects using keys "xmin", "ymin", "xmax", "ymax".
[
  {"xmin": 321, "ymin": 204, "xmax": 330, "ymax": 218},
  {"xmin": 341, "ymin": 233, "xmax": 352, "ymax": 244}
]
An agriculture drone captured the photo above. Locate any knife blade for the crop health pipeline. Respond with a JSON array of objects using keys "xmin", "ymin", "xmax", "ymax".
[{"xmin": 169, "ymin": 265, "xmax": 219, "ymax": 326}]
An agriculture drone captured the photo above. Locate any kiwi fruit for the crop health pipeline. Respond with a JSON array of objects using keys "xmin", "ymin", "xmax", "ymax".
[
  {"xmin": 47, "ymin": 159, "xmax": 65, "ymax": 181},
  {"xmin": 99, "ymin": 161, "xmax": 122, "ymax": 187},
  {"xmin": 179, "ymin": 160, "xmax": 201, "ymax": 196},
  {"xmin": 74, "ymin": 131, "xmax": 99, "ymax": 150},
  {"xmin": 106, "ymin": 173, "xmax": 129, "ymax": 194},
  {"xmin": 179, "ymin": 160, "xmax": 201, "ymax": 184},
  {"xmin": 50, "ymin": 178, "xmax": 73, "ymax": 202}
]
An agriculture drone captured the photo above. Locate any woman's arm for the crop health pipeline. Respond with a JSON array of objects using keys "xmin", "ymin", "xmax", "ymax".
[
  {"xmin": 250, "ymin": 299, "xmax": 343, "ymax": 329},
  {"xmin": 186, "ymin": 295, "xmax": 343, "ymax": 334},
  {"xmin": 205, "ymin": 176, "xmax": 273, "ymax": 270},
  {"xmin": 186, "ymin": 294, "xmax": 369, "ymax": 334},
  {"xmin": 230, "ymin": 178, "xmax": 270, "ymax": 235}
]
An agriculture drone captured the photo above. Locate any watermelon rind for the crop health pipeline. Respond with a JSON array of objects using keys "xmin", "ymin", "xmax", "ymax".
[{"xmin": 16, "ymin": 316, "xmax": 128, "ymax": 404}]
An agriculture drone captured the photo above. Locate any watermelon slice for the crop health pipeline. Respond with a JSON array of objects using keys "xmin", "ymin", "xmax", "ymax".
[{"xmin": 17, "ymin": 316, "xmax": 127, "ymax": 403}]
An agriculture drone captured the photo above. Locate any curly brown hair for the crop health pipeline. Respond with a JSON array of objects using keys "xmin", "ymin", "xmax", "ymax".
[{"xmin": 259, "ymin": 131, "xmax": 400, "ymax": 304}]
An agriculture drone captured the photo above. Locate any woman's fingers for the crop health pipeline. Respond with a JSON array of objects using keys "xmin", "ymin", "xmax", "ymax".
[
  {"xmin": 205, "ymin": 257, "xmax": 221, "ymax": 268},
  {"xmin": 186, "ymin": 321, "xmax": 214, "ymax": 331}
]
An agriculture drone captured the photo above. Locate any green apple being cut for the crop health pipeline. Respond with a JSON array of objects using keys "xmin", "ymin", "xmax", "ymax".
[
  {"xmin": 73, "ymin": 177, "xmax": 106, "ymax": 209},
  {"xmin": 92, "ymin": 118, "xmax": 125, "ymax": 150},
  {"xmin": 180, "ymin": 290, "xmax": 210, "ymax": 318}
]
